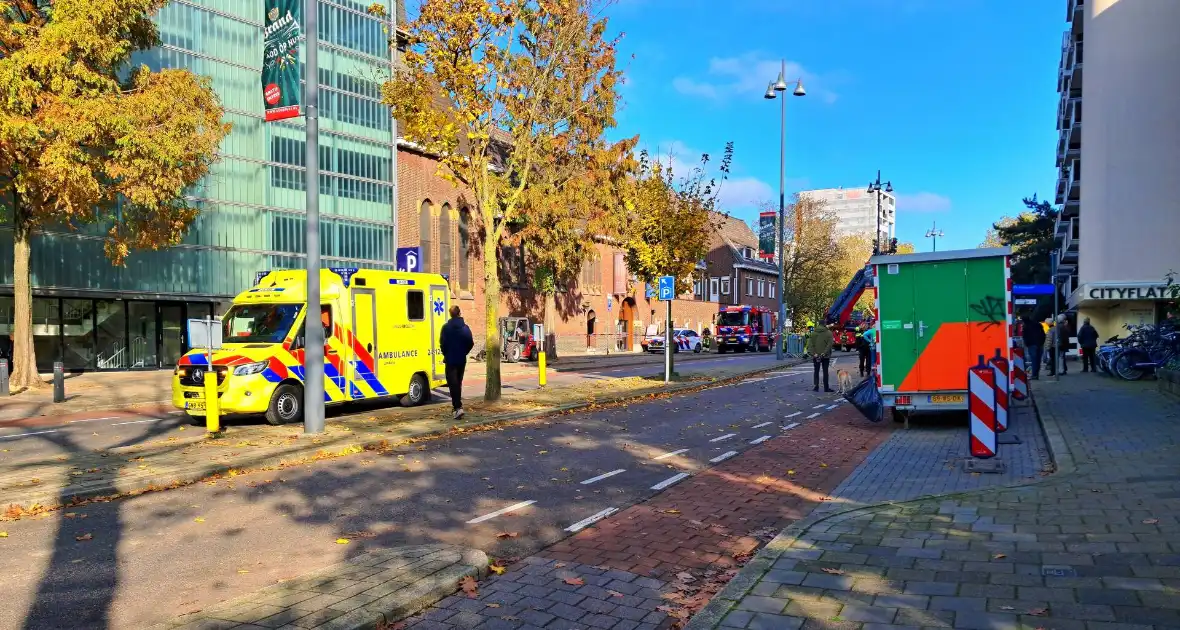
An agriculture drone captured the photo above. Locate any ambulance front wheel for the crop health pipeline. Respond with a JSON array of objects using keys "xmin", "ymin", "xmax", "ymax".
[{"xmin": 266, "ymin": 383, "xmax": 303, "ymax": 426}]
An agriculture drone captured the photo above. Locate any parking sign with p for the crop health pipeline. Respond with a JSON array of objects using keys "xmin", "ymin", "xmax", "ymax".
[{"xmin": 658, "ymin": 276, "xmax": 675, "ymax": 301}]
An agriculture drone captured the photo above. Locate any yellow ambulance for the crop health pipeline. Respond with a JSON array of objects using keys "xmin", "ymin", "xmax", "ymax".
[{"xmin": 172, "ymin": 268, "xmax": 451, "ymax": 425}]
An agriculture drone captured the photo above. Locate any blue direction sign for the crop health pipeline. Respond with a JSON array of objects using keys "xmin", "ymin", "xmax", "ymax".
[
  {"xmin": 658, "ymin": 276, "xmax": 675, "ymax": 301},
  {"xmin": 1013, "ymin": 284, "xmax": 1054, "ymax": 296},
  {"xmin": 396, "ymin": 247, "xmax": 421, "ymax": 273}
]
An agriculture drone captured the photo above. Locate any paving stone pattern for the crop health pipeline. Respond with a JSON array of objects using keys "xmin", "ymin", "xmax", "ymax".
[
  {"xmin": 821, "ymin": 400, "xmax": 1052, "ymax": 511},
  {"xmin": 694, "ymin": 375, "xmax": 1180, "ymax": 630},
  {"xmin": 155, "ymin": 545, "xmax": 487, "ymax": 630},
  {"xmin": 407, "ymin": 405, "xmax": 893, "ymax": 629}
]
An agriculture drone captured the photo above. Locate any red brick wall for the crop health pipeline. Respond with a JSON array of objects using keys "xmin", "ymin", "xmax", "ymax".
[{"xmin": 397, "ymin": 146, "xmax": 721, "ymax": 349}]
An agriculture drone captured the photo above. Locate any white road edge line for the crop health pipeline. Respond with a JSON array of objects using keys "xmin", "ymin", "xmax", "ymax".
[
  {"xmin": 806, "ymin": 412, "xmax": 821, "ymax": 419},
  {"xmin": 785, "ymin": 412, "xmax": 803, "ymax": 418},
  {"xmin": 751, "ymin": 422, "xmax": 773, "ymax": 429},
  {"xmin": 580, "ymin": 469, "xmax": 627, "ymax": 485},
  {"xmin": 111, "ymin": 419, "xmax": 161, "ymax": 426},
  {"xmin": 565, "ymin": 507, "xmax": 619, "ymax": 533},
  {"xmin": 466, "ymin": 500, "xmax": 537, "ymax": 525},
  {"xmin": 826, "ymin": 404, "xmax": 839, "ymax": 410},
  {"xmin": 710, "ymin": 451, "xmax": 738, "ymax": 463},
  {"xmin": 653, "ymin": 449, "xmax": 689, "ymax": 461},
  {"xmin": 749, "ymin": 435, "xmax": 772, "ymax": 445},
  {"xmin": 68, "ymin": 416, "xmax": 118, "ymax": 424},
  {"xmin": 0, "ymin": 429, "xmax": 59, "ymax": 440},
  {"xmin": 782, "ymin": 422, "xmax": 801, "ymax": 431},
  {"xmin": 709, "ymin": 433, "xmax": 736, "ymax": 443},
  {"xmin": 651, "ymin": 473, "xmax": 689, "ymax": 491}
]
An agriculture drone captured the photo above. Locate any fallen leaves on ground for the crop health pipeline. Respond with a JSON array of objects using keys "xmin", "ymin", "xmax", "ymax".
[
  {"xmin": 1028, "ymin": 608, "xmax": 1048, "ymax": 616},
  {"xmin": 663, "ymin": 509, "xmax": 681, "ymax": 515},
  {"xmin": 563, "ymin": 577, "xmax": 585, "ymax": 586},
  {"xmin": 993, "ymin": 553, "xmax": 1007, "ymax": 560},
  {"xmin": 75, "ymin": 533, "xmax": 93, "ymax": 542},
  {"xmin": 489, "ymin": 564, "xmax": 506, "ymax": 575},
  {"xmin": 335, "ymin": 538, "xmax": 350, "ymax": 545},
  {"xmin": 0, "ymin": 532, "xmax": 7, "ymax": 538},
  {"xmin": 194, "ymin": 517, "xmax": 205, "ymax": 523},
  {"xmin": 459, "ymin": 575, "xmax": 479, "ymax": 598},
  {"xmin": 675, "ymin": 572, "xmax": 696, "ymax": 583},
  {"xmin": 820, "ymin": 568, "xmax": 845, "ymax": 575},
  {"xmin": 607, "ymin": 590, "xmax": 625, "ymax": 598},
  {"xmin": 1143, "ymin": 518, "xmax": 1160, "ymax": 525},
  {"xmin": 496, "ymin": 532, "xmax": 519, "ymax": 539},
  {"xmin": 485, "ymin": 602, "xmax": 500, "ymax": 608}
]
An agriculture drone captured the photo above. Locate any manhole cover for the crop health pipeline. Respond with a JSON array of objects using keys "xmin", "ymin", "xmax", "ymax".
[{"xmin": 1041, "ymin": 565, "xmax": 1078, "ymax": 578}]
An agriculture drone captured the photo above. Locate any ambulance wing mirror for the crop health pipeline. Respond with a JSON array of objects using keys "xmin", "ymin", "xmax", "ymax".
[{"xmin": 187, "ymin": 318, "xmax": 223, "ymax": 351}]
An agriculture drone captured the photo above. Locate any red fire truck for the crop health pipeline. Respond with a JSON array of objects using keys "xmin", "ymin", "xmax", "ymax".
[{"xmin": 714, "ymin": 305, "xmax": 777, "ymax": 353}]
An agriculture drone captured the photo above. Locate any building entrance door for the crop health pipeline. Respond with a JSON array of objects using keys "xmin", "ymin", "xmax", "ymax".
[{"xmin": 160, "ymin": 304, "xmax": 185, "ymax": 367}]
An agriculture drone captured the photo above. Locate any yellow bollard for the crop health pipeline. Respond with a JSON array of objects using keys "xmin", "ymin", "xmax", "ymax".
[
  {"xmin": 205, "ymin": 367, "xmax": 220, "ymax": 434},
  {"xmin": 538, "ymin": 351, "xmax": 547, "ymax": 387}
]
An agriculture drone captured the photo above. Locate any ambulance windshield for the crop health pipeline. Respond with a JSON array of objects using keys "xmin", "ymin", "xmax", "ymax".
[
  {"xmin": 222, "ymin": 304, "xmax": 301, "ymax": 343},
  {"xmin": 716, "ymin": 312, "xmax": 749, "ymax": 327}
]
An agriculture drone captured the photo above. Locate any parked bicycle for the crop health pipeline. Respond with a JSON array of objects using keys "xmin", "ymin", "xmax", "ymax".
[{"xmin": 1095, "ymin": 324, "xmax": 1180, "ymax": 381}]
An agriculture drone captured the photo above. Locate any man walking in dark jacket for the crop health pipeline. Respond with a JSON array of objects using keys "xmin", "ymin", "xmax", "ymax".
[
  {"xmin": 1077, "ymin": 317, "xmax": 1099, "ymax": 372},
  {"xmin": 1021, "ymin": 315, "xmax": 1046, "ymax": 379},
  {"xmin": 439, "ymin": 306, "xmax": 474, "ymax": 419}
]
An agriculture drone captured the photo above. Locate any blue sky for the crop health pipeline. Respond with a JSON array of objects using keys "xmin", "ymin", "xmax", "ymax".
[{"xmin": 605, "ymin": 0, "xmax": 1063, "ymax": 251}]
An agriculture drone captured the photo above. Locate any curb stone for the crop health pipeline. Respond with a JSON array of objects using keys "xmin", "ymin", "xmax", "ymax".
[
  {"xmin": 151, "ymin": 545, "xmax": 488, "ymax": 630},
  {"xmin": 3, "ymin": 361, "xmax": 801, "ymax": 512},
  {"xmin": 684, "ymin": 384, "xmax": 1074, "ymax": 630}
]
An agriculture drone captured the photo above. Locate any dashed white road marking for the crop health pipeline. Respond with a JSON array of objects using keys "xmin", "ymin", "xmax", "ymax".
[
  {"xmin": 651, "ymin": 473, "xmax": 690, "ymax": 491},
  {"xmin": 111, "ymin": 419, "xmax": 162, "ymax": 426},
  {"xmin": 813, "ymin": 404, "xmax": 826, "ymax": 409},
  {"xmin": 709, "ymin": 433, "xmax": 736, "ymax": 443},
  {"xmin": 826, "ymin": 404, "xmax": 839, "ymax": 410},
  {"xmin": 653, "ymin": 449, "xmax": 688, "ymax": 461},
  {"xmin": 782, "ymin": 422, "xmax": 801, "ymax": 431},
  {"xmin": 806, "ymin": 412, "xmax": 821, "ymax": 419},
  {"xmin": 749, "ymin": 435, "xmax": 772, "ymax": 445},
  {"xmin": 751, "ymin": 422, "xmax": 773, "ymax": 429},
  {"xmin": 0, "ymin": 429, "xmax": 59, "ymax": 440},
  {"xmin": 565, "ymin": 507, "xmax": 619, "ymax": 532},
  {"xmin": 580, "ymin": 469, "xmax": 627, "ymax": 485},
  {"xmin": 785, "ymin": 412, "xmax": 802, "ymax": 419},
  {"xmin": 710, "ymin": 451, "xmax": 738, "ymax": 463},
  {"xmin": 466, "ymin": 500, "xmax": 537, "ymax": 524}
]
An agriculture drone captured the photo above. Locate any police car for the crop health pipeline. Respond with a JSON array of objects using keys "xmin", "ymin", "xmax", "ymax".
[{"xmin": 646, "ymin": 329, "xmax": 703, "ymax": 354}]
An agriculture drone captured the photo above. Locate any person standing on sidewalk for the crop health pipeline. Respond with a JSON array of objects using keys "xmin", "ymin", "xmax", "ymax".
[
  {"xmin": 1022, "ymin": 314, "xmax": 1046, "ymax": 379},
  {"xmin": 855, "ymin": 327, "xmax": 870, "ymax": 378},
  {"xmin": 1078, "ymin": 317, "xmax": 1099, "ymax": 372},
  {"xmin": 439, "ymin": 306, "xmax": 474, "ymax": 419},
  {"xmin": 805, "ymin": 322, "xmax": 835, "ymax": 392}
]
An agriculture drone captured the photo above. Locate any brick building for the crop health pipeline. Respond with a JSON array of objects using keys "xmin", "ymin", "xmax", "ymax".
[
  {"xmin": 396, "ymin": 144, "xmax": 719, "ymax": 355},
  {"xmin": 699, "ymin": 213, "xmax": 781, "ymax": 312}
]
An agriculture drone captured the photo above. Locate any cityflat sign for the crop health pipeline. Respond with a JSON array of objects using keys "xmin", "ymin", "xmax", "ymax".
[{"xmin": 1084, "ymin": 284, "xmax": 1172, "ymax": 301}]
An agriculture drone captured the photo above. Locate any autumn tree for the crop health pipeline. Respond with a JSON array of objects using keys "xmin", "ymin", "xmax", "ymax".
[
  {"xmin": 991, "ymin": 195, "xmax": 1058, "ymax": 286},
  {"xmin": 621, "ymin": 145, "xmax": 731, "ymax": 294},
  {"xmin": 779, "ymin": 194, "xmax": 849, "ymax": 326},
  {"xmin": 835, "ymin": 232, "xmax": 874, "ymax": 315},
  {"xmin": 0, "ymin": 0, "xmax": 229, "ymax": 389},
  {"xmin": 894, "ymin": 241, "xmax": 916, "ymax": 254},
  {"xmin": 382, "ymin": 0, "xmax": 628, "ymax": 400}
]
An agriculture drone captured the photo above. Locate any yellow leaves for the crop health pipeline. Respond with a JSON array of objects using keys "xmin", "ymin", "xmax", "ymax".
[
  {"xmin": 194, "ymin": 517, "xmax": 206, "ymax": 523},
  {"xmin": 0, "ymin": 532, "xmax": 7, "ymax": 538},
  {"xmin": 336, "ymin": 538, "xmax": 351, "ymax": 545},
  {"xmin": 489, "ymin": 564, "xmax": 506, "ymax": 575}
]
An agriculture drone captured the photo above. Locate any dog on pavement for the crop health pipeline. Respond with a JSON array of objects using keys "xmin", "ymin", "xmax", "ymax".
[{"xmin": 836, "ymin": 368, "xmax": 854, "ymax": 393}]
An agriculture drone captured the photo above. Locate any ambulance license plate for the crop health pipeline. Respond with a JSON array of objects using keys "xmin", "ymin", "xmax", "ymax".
[
  {"xmin": 928, "ymin": 394, "xmax": 965, "ymax": 404},
  {"xmin": 185, "ymin": 401, "xmax": 206, "ymax": 412}
]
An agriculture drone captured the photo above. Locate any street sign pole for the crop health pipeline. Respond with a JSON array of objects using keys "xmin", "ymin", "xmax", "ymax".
[
  {"xmin": 665, "ymin": 298, "xmax": 673, "ymax": 384},
  {"xmin": 302, "ymin": 0, "xmax": 325, "ymax": 434},
  {"xmin": 1051, "ymin": 256, "xmax": 1060, "ymax": 382}
]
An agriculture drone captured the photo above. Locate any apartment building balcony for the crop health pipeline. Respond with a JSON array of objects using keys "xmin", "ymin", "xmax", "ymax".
[
  {"xmin": 1062, "ymin": 159, "xmax": 1081, "ymax": 218},
  {"xmin": 1067, "ymin": 0, "xmax": 1083, "ymax": 27}
]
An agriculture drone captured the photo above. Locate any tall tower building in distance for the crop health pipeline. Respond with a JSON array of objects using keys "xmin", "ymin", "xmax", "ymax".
[{"xmin": 798, "ymin": 187, "xmax": 896, "ymax": 247}]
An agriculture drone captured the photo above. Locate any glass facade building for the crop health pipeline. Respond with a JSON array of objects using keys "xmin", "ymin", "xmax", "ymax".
[{"xmin": 0, "ymin": 0, "xmax": 398, "ymax": 371}]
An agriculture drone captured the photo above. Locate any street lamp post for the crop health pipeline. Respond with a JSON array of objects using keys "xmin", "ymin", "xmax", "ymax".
[
  {"xmin": 925, "ymin": 221, "xmax": 945, "ymax": 252},
  {"xmin": 867, "ymin": 170, "xmax": 892, "ymax": 255},
  {"xmin": 764, "ymin": 60, "xmax": 805, "ymax": 361}
]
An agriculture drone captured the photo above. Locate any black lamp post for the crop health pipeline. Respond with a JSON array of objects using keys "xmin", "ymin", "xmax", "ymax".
[{"xmin": 867, "ymin": 170, "xmax": 893, "ymax": 255}]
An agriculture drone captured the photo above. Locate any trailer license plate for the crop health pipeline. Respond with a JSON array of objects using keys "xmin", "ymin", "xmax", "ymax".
[
  {"xmin": 185, "ymin": 401, "xmax": 206, "ymax": 412},
  {"xmin": 929, "ymin": 394, "xmax": 964, "ymax": 404}
]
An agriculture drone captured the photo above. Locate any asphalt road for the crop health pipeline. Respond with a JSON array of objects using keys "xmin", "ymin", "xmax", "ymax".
[
  {"xmin": 0, "ymin": 354, "xmax": 860, "ymax": 630},
  {"xmin": 0, "ymin": 353, "xmax": 786, "ymax": 462}
]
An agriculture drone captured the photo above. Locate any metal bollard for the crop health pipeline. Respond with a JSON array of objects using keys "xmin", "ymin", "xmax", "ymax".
[
  {"xmin": 53, "ymin": 361, "xmax": 65, "ymax": 403},
  {"xmin": 0, "ymin": 359, "xmax": 8, "ymax": 396}
]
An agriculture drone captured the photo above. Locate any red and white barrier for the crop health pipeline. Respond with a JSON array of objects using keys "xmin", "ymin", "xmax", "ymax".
[
  {"xmin": 968, "ymin": 356, "xmax": 998, "ymax": 459},
  {"xmin": 1011, "ymin": 346, "xmax": 1028, "ymax": 402},
  {"xmin": 988, "ymin": 349, "xmax": 1010, "ymax": 433}
]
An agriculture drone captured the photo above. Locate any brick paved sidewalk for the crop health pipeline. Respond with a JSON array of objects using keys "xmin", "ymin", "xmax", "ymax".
[
  {"xmin": 403, "ymin": 405, "xmax": 894, "ymax": 629},
  {"xmin": 690, "ymin": 375, "xmax": 1180, "ymax": 630}
]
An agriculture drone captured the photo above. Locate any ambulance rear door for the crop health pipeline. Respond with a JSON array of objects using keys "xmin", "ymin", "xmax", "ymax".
[{"xmin": 429, "ymin": 283, "xmax": 447, "ymax": 381}]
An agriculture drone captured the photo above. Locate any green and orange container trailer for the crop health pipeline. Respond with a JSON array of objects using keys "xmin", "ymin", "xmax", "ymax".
[{"xmin": 867, "ymin": 247, "xmax": 1013, "ymax": 419}]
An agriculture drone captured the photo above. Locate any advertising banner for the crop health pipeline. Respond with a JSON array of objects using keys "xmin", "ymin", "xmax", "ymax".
[
  {"xmin": 758, "ymin": 211, "xmax": 777, "ymax": 260},
  {"xmin": 262, "ymin": 0, "xmax": 303, "ymax": 122}
]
